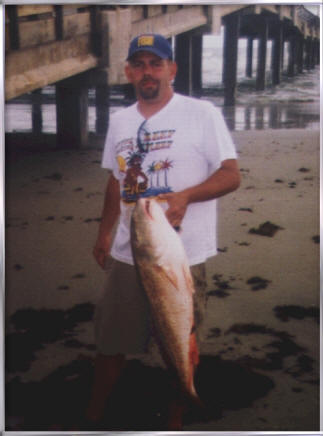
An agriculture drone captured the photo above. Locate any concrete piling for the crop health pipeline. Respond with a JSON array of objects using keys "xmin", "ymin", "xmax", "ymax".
[
  {"xmin": 223, "ymin": 13, "xmax": 240, "ymax": 106},
  {"xmin": 31, "ymin": 89, "xmax": 43, "ymax": 135},
  {"xmin": 297, "ymin": 35, "xmax": 304, "ymax": 74},
  {"xmin": 95, "ymin": 84, "xmax": 110, "ymax": 136},
  {"xmin": 271, "ymin": 23, "xmax": 283, "ymax": 85},
  {"xmin": 287, "ymin": 36, "xmax": 297, "ymax": 77},
  {"xmin": 56, "ymin": 77, "xmax": 89, "ymax": 148},
  {"xmin": 256, "ymin": 17, "xmax": 268, "ymax": 91},
  {"xmin": 246, "ymin": 37, "xmax": 253, "ymax": 78},
  {"xmin": 192, "ymin": 34, "xmax": 203, "ymax": 94},
  {"xmin": 174, "ymin": 31, "xmax": 192, "ymax": 95}
]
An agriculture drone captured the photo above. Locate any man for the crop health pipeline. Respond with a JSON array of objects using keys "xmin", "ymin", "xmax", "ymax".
[{"xmin": 87, "ymin": 33, "xmax": 240, "ymax": 430}]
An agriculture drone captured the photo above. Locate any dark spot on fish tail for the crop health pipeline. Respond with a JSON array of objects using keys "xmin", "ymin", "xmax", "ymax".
[
  {"xmin": 312, "ymin": 235, "xmax": 319, "ymax": 244},
  {"xmin": 173, "ymin": 225, "xmax": 181, "ymax": 232},
  {"xmin": 274, "ymin": 305, "xmax": 320, "ymax": 324}
]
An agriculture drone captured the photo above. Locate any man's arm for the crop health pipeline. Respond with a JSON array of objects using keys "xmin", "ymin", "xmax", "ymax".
[
  {"xmin": 159, "ymin": 159, "xmax": 240, "ymax": 229},
  {"xmin": 93, "ymin": 174, "xmax": 121, "ymax": 269}
]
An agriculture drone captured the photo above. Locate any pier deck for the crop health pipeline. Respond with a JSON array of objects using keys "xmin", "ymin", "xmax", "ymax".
[{"xmin": 5, "ymin": 4, "xmax": 320, "ymax": 147}]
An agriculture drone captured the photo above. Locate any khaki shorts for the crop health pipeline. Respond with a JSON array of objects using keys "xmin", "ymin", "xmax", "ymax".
[{"xmin": 95, "ymin": 258, "xmax": 207, "ymax": 356}]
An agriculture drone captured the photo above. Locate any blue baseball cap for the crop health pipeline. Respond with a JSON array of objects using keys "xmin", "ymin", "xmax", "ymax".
[{"xmin": 127, "ymin": 34, "xmax": 173, "ymax": 61}]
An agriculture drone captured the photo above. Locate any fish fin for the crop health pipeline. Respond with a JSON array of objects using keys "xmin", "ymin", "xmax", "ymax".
[
  {"xmin": 153, "ymin": 264, "xmax": 179, "ymax": 290},
  {"xmin": 182, "ymin": 265, "xmax": 195, "ymax": 294},
  {"xmin": 189, "ymin": 330, "xmax": 200, "ymax": 368}
]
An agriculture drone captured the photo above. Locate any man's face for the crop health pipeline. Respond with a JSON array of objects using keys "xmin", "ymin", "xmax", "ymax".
[{"xmin": 125, "ymin": 51, "xmax": 177, "ymax": 101}]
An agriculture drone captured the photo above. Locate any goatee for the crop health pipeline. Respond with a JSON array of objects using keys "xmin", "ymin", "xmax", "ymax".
[
  {"xmin": 138, "ymin": 87, "xmax": 159, "ymax": 100},
  {"xmin": 138, "ymin": 79, "xmax": 160, "ymax": 100}
]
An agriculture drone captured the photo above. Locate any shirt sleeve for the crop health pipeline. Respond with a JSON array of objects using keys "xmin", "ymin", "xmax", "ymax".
[{"xmin": 202, "ymin": 104, "xmax": 237, "ymax": 174}]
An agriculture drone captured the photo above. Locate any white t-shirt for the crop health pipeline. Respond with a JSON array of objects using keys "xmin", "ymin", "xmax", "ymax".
[{"xmin": 102, "ymin": 93, "xmax": 237, "ymax": 266}]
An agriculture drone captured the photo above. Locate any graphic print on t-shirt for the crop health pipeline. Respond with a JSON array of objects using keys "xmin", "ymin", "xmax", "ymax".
[{"xmin": 116, "ymin": 127, "xmax": 176, "ymax": 204}]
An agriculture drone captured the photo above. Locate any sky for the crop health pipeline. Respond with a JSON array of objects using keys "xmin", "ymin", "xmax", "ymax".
[{"xmin": 304, "ymin": 5, "xmax": 321, "ymax": 16}]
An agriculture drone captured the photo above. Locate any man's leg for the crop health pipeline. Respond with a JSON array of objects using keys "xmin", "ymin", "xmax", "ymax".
[
  {"xmin": 86, "ymin": 352, "xmax": 126, "ymax": 423},
  {"xmin": 89, "ymin": 260, "xmax": 150, "ymax": 426}
]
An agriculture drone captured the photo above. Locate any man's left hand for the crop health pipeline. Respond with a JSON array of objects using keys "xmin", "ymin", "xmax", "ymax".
[{"xmin": 158, "ymin": 191, "xmax": 189, "ymax": 229}]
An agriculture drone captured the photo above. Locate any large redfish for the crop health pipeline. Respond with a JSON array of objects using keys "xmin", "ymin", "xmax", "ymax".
[{"xmin": 130, "ymin": 197, "xmax": 200, "ymax": 403}]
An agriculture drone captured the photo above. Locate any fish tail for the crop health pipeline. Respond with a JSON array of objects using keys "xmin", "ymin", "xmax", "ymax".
[
  {"xmin": 189, "ymin": 327, "xmax": 199, "ymax": 367},
  {"xmin": 185, "ymin": 327, "xmax": 202, "ymax": 406}
]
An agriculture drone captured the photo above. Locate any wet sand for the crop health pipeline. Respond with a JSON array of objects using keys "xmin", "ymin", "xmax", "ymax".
[{"xmin": 5, "ymin": 128, "xmax": 320, "ymax": 431}]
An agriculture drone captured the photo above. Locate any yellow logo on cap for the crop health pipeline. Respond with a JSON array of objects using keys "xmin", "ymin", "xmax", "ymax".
[{"xmin": 138, "ymin": 36, "xmax": 154, "ymax": 47}]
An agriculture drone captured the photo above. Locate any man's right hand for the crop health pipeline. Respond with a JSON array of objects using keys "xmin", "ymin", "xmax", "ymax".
[
  {"xmin": 93, "ymin": 236, "xmax": 112, "ymax": 269},
  {"xmin": 93, "ymin": 174, "xmax": 120, "ymax": 270}
]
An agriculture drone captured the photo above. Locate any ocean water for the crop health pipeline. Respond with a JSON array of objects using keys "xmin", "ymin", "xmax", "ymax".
[{"xmin": 5, "ymin": 30, "xmax": 320, "ymax": 134}]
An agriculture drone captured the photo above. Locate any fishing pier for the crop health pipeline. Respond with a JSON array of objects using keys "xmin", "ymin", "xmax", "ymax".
[{"xmin": 5, "ymin": 4, "xmax": 320, "ymax": 148}]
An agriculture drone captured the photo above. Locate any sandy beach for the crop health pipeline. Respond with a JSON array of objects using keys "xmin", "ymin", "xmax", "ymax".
[{"xmin": 5, "ymin": 127, "xmax": 320, "ymax": 431}]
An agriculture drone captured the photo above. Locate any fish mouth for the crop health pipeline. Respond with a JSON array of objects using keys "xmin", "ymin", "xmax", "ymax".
[{"xmin": 144, "ymin": 199, "xmax": 153, "ymax": 220}]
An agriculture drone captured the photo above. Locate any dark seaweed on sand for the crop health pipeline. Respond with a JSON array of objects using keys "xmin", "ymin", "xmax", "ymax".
[
  {"xmin": 274, "ymin": 305, "xmax": 319, "ymax": 324},
  {"xmin": 249, "ymin": 221, "xmax": 283, "ymax": 237}
]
